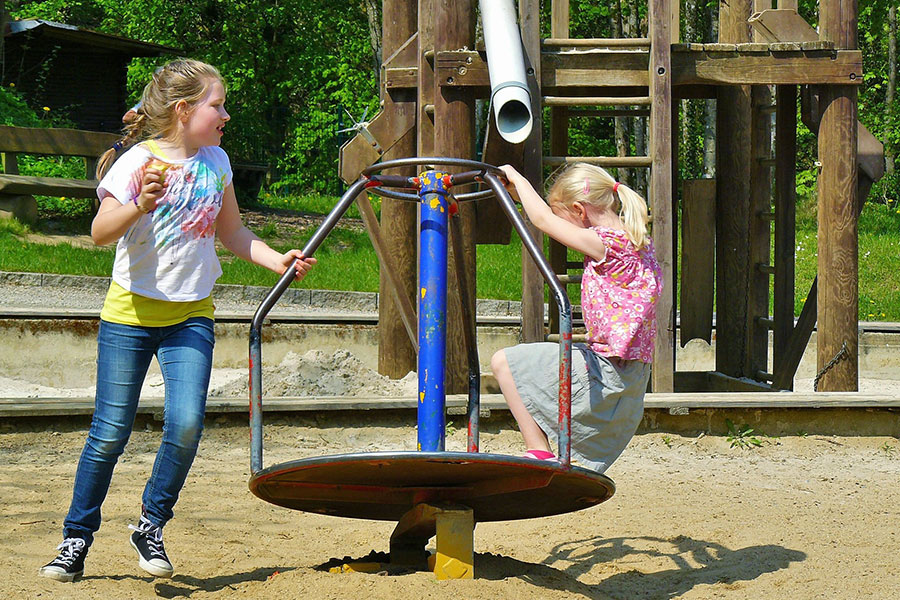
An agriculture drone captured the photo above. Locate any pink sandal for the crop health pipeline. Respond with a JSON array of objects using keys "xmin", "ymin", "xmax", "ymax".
[{"xmin": 522, "ymin": 449, "xmax": 556, "ymax": 461}]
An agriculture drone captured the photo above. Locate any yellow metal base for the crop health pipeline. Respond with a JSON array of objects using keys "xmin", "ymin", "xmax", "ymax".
[{"xmin": 390, "ymin": 502, "xmax": 475, "ymax": 579}]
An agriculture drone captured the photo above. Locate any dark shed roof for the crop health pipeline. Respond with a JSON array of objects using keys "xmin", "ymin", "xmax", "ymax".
[
  {"xmin": 3, "ymin": 20, "xmax": 181, "ymax": 132},
  {"xmin": 6, "ymin": 19, "xmax": 180, "ymax": 56}
]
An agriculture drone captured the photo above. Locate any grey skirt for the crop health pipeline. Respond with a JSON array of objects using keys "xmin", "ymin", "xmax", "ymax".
[{"xmin": 504, "ymin": 342, "xmax": 650, "ymax": 473}]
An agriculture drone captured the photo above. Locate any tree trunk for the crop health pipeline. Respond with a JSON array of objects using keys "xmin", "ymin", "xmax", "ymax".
[
  {"xmin": 0, "ymin": 0, "xmax": 7, "ymax": 82},
  {"xmin": 888, "ymin": 5, "xmax": 896, "ymax": 175},
  {"xmin": 364, "ymin": 0, "xmax": 383, "ymax": 72},
  {"xmin": 628, "ymin": 1, "xmax": 646, "ymax": 192},
  {"xmin": 702, "ymin": 2, "xmax": 718, "ymax": 177}
]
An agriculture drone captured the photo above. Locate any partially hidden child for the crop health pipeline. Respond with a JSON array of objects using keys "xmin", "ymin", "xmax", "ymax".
[{"xmin": 492, "ymin": 163, "xmax": 662, "ymax": 472}]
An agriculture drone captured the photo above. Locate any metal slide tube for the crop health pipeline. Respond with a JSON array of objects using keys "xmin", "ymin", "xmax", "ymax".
[
  {"xmin": 482, "ymin": 172, "xmax": 573, "ymax": 467},
  {"xmin": 250, "ymin": 178, "xmax": 369, "ymax": 474},
  {"xmin": 479, "ymin": 0, "xmax": 533, "ymax": 144}
]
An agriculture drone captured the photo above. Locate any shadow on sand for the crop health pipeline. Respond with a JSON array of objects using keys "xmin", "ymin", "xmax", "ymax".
[
  {"xmin": 149, "ymin": 567, "xmax": 296, "ymax": 598},
  {"xmin": 476, "ymin": 534, "xmax": 806, "ymax": 599}
]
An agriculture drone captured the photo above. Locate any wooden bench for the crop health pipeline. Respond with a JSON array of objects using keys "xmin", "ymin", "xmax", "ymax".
[{"xmin": 0, "ymin": 125, "xmax": 120, "ymax": 223}]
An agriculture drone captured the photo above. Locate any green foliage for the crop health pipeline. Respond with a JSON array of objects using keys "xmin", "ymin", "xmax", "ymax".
[
  {"xmin": 0, "ymin": 85, "xmax": 44, "ymax": 127},
  {"xmin": 11, "ymin": 0, "xmax": 379, "ymax": 195},
  {"xmin": 725, "ymin": 419, "xmax": 762, "ymax": 450}
]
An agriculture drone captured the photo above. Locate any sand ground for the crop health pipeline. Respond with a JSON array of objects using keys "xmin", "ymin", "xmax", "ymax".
[{"xmin": 3, "ymin": 411, "xmax": 900, "ymax": 600}]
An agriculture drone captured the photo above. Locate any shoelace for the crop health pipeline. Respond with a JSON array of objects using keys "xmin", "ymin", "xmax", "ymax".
[
  {"xmin": 54, "ymin": 538, "xmax": 86, "ymax": 566},
  {"xmin": 128, "ymin": 518, "xmax": 167, "ymax": 558}
]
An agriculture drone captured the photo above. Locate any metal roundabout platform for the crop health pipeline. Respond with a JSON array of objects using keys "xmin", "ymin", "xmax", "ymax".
[{"xmin": 247, "ymin": 157, "xmax": 614, "ymax": 579}]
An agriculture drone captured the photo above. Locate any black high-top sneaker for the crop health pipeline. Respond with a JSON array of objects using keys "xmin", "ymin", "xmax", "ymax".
[
  {"xmin": 39, "ymin": 537, "xmax": 88, "ymax": 582},
  {"xmin": 128, "ymin": 515, "xmax": 174, "ymax": 578}
]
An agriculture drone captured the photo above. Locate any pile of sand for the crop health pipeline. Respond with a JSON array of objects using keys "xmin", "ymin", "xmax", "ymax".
[{"xmin": 211, "ymin": 349, "xmax": 418, "ymax": 398}]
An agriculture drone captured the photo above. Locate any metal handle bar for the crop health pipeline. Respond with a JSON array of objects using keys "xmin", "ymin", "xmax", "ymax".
[
  {"xmin": 361, "ymin": 156, "xmax": 505, "ymax": 177},
  {"xmin": 249, "ymin": 161, "xmax": 574, "ymax": 473}
]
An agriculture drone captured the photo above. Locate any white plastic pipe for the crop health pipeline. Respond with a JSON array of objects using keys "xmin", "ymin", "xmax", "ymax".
[{"xmin": 479, "ymin": 0, "xmax": 534, "ymax": 144}]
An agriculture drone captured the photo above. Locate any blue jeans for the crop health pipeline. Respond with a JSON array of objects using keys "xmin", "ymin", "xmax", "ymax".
[{"xmin": 63, "ymin": 317, "xmax": 215, "ymax": 546}]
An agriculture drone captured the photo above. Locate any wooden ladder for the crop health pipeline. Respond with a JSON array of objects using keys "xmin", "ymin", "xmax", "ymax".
[{"xmin": 540, "ymin": 0, "xmax": 676, "ymax": 392}]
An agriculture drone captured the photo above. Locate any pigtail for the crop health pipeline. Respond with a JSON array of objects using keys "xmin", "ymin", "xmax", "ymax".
[
  {"xmin": 96, "ymin": 111, "xmax": 146, "ymax": 179},
  {"xmin": 614, "ymin": 182, "xmax": 650, "ymax": 250}
]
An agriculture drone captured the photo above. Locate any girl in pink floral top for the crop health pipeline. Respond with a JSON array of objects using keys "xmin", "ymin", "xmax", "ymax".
[{"xmin": 491, "ymin": 163, "xmax": 662, "ymax": 472}]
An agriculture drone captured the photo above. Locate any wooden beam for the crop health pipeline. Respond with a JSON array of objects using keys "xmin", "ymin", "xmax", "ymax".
[
  {"xmin": 749, "ymin": 9, "xmax": 819, "ymax": 43},
  {"xmin": 547, "ymin": 0, "xmax": 570, "ymax": 337},
  {"xmin": 433, "ymin": 0, "xmax": 476, "ymax": 393},
  {"xmin": 679, "ymin": 179, "xmax": 716, "ymax": 345},
  {"xmin": 773, "ymin": 84, "xmax": 797, "ymax": 389},
  {"xmin": 414, "ymin": 48, "xmax": 863, "ymax": 92},
  {"xmin": 649, "ymin": 0, "xmax": 674, "ymax": 392},
  {"xmin": 376, "ymin": 0, "xmax": 418, "ymax": 380},
  {"xmin": 716, "ymin": 0, "xmax": 753, "ymax": 379},
  {"xmin": 0, "ymin": 125, "xmax": 118, "ymax": 157},
  {"xmin": 519, "ymin": 0, "xmax": 545, "ymax": 344},
  {"xmin": 748, "ymin": 85, "xmax": 772, "ymax": 379},
  {"xmin": 815, "ymin": 0, "xmax": 859, "ymax": 391},
  {"xmin": 816, "ymin": 87, "xmax": 858, "ymax": 391}
]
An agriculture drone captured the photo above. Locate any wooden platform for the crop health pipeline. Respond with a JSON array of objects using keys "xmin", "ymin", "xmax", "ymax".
[
  {"xmin": 385, "ymin": 44, "xmax": 862, "ymax": 94},
  {"xmin": 4, "ymin": 393, "xmax": 899, "ymax": 438}
]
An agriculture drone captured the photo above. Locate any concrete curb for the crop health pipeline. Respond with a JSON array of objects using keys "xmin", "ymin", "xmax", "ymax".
[{"xmin": 0, "ymin": 271, "xmax": 526, "ymax": 317}]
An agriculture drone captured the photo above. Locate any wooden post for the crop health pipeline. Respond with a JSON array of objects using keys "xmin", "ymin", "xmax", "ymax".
[
  {"xmin": 433, "ymin": 0, "xmax": 476, "ymax": 393},
  {"xmin": 715, "ymin": 0, "xmax": 752, "ymax": 378},
  {"xmin": 772, "ymin": 84, "xmax": 797, "ymax": 390},
  {"xmin": 748, "ymin": 84, "xmax": 772, "ymax": 380},
  {"xmin": 547, "ymin": 0, "xmax": 569, "ymax": 336},
  {"xmin": 816, "ymin": 0, "xmax": 858, "ymax": 391},
  {"xmin": 649, "ymin": 0, "xmax": 674, "ymax": 392},
  {"xmin": 680, "ymin": 179, "xmax": 716, "ymax": 346},
  {"xmin": 519, "ymin": 0, "xmax": 545, "ymax": 344},
  {"xmin": 418, "ymin": 0, "xmax": 435, "ymax": 158},
  {"xmin": 378, "ymin": 0, "xmax": 419, "ymax": 379}
]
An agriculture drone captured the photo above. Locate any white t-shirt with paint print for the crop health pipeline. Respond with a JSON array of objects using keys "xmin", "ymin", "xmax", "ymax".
[{"xmin": 97, "ymin": 141, "xmax": 233, "ymax": 301}]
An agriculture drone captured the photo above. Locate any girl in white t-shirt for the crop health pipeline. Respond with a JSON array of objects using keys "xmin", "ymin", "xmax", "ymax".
[{"xmin": 39, "ymin": 59, "xmax": 315, "ymax": 583}]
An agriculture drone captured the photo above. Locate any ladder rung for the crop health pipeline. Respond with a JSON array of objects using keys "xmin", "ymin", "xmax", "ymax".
[
  {"xmin": 545, "ymin": 333, "xmax": 590, "ymax": 343},
  {"xmin": 543, "ymin": 96, "xmax": 651, "ymax": 107},
  {"xmin": 565, "ymin": 261, "xmax": 582, "ymax": 270},
  {"xmin": 544, "ymin": 156, "xmax": 652, "ymax": 168},
  {"xmin": 757, "ymin": 316, "xmax": 774, "ymax": 329},
  {"xmin": 568, "ymin": 108, "xmax": 651, "ymax": 118},
  {"xmin": 757, "ymin": 263, "xmax": 775, "ymax": 275},
  {"xmin": 543, "ymin": 37, "xmax": 651, "ymax": 48},
  {"xmin": 759, "ymin": 104, "xmax": 777, "ymax": 115},
  {"xmin": 758, "ymin": 210, "xmax": 775, "ymax": 221},
  {"xmin": 557, "ymin": 274, "xmax": 582, "ymax": 285},
  {"xmin": 758, "ymin": 158, "xmax": 776, "ymax": 168}
]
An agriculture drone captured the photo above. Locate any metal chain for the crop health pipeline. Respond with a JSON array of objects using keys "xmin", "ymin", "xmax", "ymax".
[{"xmin": 813, "ymin": 342, "xmax": 850, "ymax": 392}]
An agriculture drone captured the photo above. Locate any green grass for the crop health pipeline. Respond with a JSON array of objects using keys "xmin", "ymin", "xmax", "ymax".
[{"xmin": 3, "ymin": 192, "xmax": 900, "ymax": 320}]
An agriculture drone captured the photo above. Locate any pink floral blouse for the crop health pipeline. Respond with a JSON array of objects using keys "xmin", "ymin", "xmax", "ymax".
[{"xmin": 581, "ymin": 227, "xmax": 663, "ymax": 363}]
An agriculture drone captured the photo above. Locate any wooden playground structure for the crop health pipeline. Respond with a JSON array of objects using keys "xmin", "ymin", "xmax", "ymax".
[{"xmin": 339, "ymin": 0, "xmax": 882, "ymax": 396}]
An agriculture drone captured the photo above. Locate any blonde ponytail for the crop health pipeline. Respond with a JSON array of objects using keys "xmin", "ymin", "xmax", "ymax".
[
  {"xmin": 547, "ymin": 162, "xmax": 650, "ymax": 249},
  {"xmin": 96, "ymin": 112, "xmax": 146, "ymax": 179},
  {"xmin": 614, "ymin": 182, "xmax": 650, "ymax": 250}
]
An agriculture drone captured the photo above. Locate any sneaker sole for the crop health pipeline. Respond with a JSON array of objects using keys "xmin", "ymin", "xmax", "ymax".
[
  {"xmin": 38, "ymin": 566, "xmax": 83, "ymax": 583},
  {"xmin": 129, "ymin": 537, "xmax": 174, "ymax": 578}
]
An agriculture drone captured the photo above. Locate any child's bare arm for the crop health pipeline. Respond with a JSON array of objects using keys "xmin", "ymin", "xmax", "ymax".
[
  {"xmin": 499, "ymin": 165, "xmax": 606, "ymax": 261},
  {"xmin": 216, "ymin": 184, "xmax": 315, "ymax": 279}
]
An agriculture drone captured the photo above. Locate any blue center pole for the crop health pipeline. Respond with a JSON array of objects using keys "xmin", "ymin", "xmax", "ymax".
[{"xmin": 417, "ymin": 170, "xmax": 450, "ymax": 451}]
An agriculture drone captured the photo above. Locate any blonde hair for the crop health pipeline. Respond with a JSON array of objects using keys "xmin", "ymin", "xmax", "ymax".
[
  {"xmin": 547, "ymin": 163, "xmax": 650, "ymax": 250},
  {"xmin": 97, "ymin": 58, "xmax": 224, "ymax": 178}
]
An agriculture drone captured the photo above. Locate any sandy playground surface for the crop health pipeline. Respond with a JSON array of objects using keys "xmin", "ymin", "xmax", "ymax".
[{"xmin": 2, "ymin": 408, "xmax": 900, "ymax": 600}]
